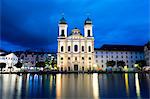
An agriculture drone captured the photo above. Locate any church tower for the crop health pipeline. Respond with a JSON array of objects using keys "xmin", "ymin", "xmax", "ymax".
[
  {"xmin": 58, "ymin": 17, "xmax": 68, "ymax": 37},
  {"xmin": 57, "ymin": 17, "xmax": 95, "ymax": 71},
  {"xmin": 84, "ymin": 17, "xmax": 93, "ymax": 37}
]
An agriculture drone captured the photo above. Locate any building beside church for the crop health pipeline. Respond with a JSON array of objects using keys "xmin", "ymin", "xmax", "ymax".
[
  {"xmin": 57, "ymin": 17, "xmax": 95, "ymax": 71},
  {"xmin": 95, "ymin": 45, "xmax": 144, "ymax": 69},
  {"xmin": 144, "ymin": 41, "xmax": 150, "ymax": 66}
]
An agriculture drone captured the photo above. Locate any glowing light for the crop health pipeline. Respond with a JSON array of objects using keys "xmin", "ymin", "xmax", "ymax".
[
  {"xmin": 56, "ymin": 74, "xmax": 62, "ymax": 99},
  {"xmin": 134, "ymin": 64, "xmax": 138, "ymax": 67},
  {"xmin": 124, "ymin": 66, "xmax": 128, "ymax": 72},
  {"xmin": 92, "ymin": 73, "xmax": 99, "ymax": 99},
  {"xmin": 135, "ymin": 73, "xmax": 141, "ymax": 98},
  {"xmin": 125, "ymin": 73, "xmax": 129, "ymax": 96}
]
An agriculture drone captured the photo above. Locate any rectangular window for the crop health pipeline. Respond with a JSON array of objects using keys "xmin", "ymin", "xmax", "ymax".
[
  {"xmin": 61, "ymin": 30, "xmax": 65, "ymax": 36},
  {"xmin": 88, "ymin": 46, "xmax": 91, "ymax": 52},
  {"xmin": 82, "ymin": 46, "xmax": 84, "ymax": 52},
  {"xmin": 87, "ymin": 30, "xmax": 90, "ymax": 37},
  {"xmin": 68, "ymin": 46, "xmax": 70, "ymax": 52},
  {"xmin": 75, "ymin": 57, "xmax": 77, "ymax": 61},
  {"xmin": 61, "ymin": 46, "xmax": 63, "ymax": 52}
]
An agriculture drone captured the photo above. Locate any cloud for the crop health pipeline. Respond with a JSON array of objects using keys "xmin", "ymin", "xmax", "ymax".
[{"xmin": 1, "ymin": 0, "xmax": 149, "ymax": 51}]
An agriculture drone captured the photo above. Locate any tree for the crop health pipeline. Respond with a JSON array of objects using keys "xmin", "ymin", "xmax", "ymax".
[
  {"xmin": 0, "ymin": 63, "xmax": 6, "ymax": 71},
  {"xmin": 36, "ymin": 62, "xmax": 46, "ymax": 68},
  {"xmin": 51, "ymin": 58, "xmax": 57, "ymax": 68},
  {"xmin": 135, "ymin": 60, "xmax": 146, "ymax": 69},
  {"xmin": 106, "ymin": 60, "xmax": 116, "ymax": 67},
  {"xmin": 45, "ymin": 58, "xmax": 57, "ymax": 70},
  {"xmin": 15, "ymin": 61, "xmax": 23, "ymax": 68},
  {"xmin": 117, "ymin": 61, "xmax": 126, "ymax": 67}
]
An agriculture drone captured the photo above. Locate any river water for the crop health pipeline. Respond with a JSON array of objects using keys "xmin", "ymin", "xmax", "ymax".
[{"xmin": 0, "ymin": 73, "xmax": 149, "ymax": 99}]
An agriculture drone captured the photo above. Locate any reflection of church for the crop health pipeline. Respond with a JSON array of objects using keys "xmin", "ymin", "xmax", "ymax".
[{"xmin": 57, "ymin": 17, "xmax": 94, "ymax": 71}]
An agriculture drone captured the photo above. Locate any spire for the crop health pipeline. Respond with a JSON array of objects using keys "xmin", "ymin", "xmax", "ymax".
[
  {"xmin": 84, "ymin": 17, "xmax": 92, "ymax": 25},
  {"xmin": 59, "ymin": 13, "xmax": 67, "ymax": 24}
]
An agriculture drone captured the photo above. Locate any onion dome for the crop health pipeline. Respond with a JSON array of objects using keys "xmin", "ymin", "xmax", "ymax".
[
  {"xmin": 84, "ymin": 17, "xmax": 92, "ymax": 25},
  {"xmin": 59, "ymin": 17, "xmax": 67, "ymax": 24}
]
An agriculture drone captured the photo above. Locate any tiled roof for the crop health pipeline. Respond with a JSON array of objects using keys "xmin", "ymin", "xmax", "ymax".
[{"xmin": 95, "ymin": 44, "xmax": 144, "ymax": 51}]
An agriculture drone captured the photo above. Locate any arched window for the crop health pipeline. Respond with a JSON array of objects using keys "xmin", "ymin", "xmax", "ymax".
[
  {"xmin": 74, "ymin": 45, "xmax": 78, "ymax": 52},
  {"xmin": 61, "ymin": 30, "xmax": 65, "ymax": 36},
  {"xmin": 82, "ymin": 46, "xmax": 84, "ymax": 52},
  {"xmin": 89, "ymin": 57, "xmax": 91, "ymax": 60},
  {"xmin": 61, "ymin": 46, "xmax": 63, "ymax": 52},
  {"xmin": 75, "ymin": 57, "xmax": 77, "ymax": 60},
  {"xmin": 82, "ymin": 57, "xmax": 84, "ymax": 60},
  {"xmin": 68, "ymin": 46, "xmax": 70, "ymax": 52},
  {"xmin": 88, "ymin": 46, "xmax": 91, "ymax": 52},
  {"xmin": 87, "ymin": 30, "xmax": 90, "ymax": 37}
]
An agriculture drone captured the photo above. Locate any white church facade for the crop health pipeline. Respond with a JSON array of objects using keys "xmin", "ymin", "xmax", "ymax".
[{"xmin": 57, "ymin": 17, "xmax": 95, "ymax": 71}]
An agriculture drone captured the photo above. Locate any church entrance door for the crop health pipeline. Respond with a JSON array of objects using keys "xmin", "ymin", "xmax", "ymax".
[{"xmin": 74, "ymin": 64, "xmax": 78, "ymax": 71}]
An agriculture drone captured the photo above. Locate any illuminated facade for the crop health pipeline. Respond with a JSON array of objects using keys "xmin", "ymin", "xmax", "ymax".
[
  {"xmin": 144, "ymin": 41, "xmax": 150, "ymax": 66},
  {"xmin": 0, "ymin": 51, "xmax": 18, "ymax": 72},
  {"xmin": 57, "ymin": 17, "xmax": 94, "ymax": 71},
  {"xmin": 95, "ymin": 45, "xmax": 144, "ymax": 69}
]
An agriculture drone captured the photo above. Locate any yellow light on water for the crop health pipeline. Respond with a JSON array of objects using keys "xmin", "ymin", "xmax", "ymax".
[
  {"xmin": 56, "ymin": 74, "xmax": 62, "ymax": 99},
  {"xmin": 125, "ymin": 73, "xmax": 129, "ymax": 96},
  {"xmin": 92, "ymin": 73, "xmax": 99, "ymax": 99},
  {"xmin": 135, "ymin": 73, "xmax": 141, "ymax": 98}
]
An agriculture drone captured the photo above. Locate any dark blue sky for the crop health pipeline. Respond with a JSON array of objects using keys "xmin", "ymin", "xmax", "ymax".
[{"xmin": 1, "ymin": 0, "xmax": 149, "ymax": 52}]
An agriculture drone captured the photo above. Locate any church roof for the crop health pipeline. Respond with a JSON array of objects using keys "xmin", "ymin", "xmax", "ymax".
[
  {"xmin": 59, "ymin": 17, "xmax": 67, "ymax": 24},
  {"xmin": 70, "ymin": 27, "xmax": 82, "ymax": 35}
]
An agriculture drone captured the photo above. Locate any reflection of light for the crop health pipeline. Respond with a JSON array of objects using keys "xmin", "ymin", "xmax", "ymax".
[
  {"xmin": 92, "ymin": 73, "xmax": 99, "ymax": 99},
  {"xmin": 125, "ymin": 73, "xmax": 129, "ymax": 96},
  {"xmin": 34, "ymin": 74, "xmax": 38, "ymax": 80},
  {"xmin": 50, "ymin": 75, "xmax": 53, "ymax": 91},
  {"xmin": 135, "ymin": 73, "xmax": 141, "ymax": 98},
  {"xmin": 56, "ymin": 74, "xmax": 61, "ymax": 99},
  {"xmin": 26, "ymin": 74, "xmax": 30, "ymax": 93},
  {"xmin": 17, "ymin": 75, "xmax": 22, "ymax": 99}
]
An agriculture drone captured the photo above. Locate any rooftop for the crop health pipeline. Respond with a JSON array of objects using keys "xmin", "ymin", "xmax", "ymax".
[
  {"xmin": 95, "ymin": 44, "xmax": 144, "ymax": 51},
  {"xmin": 84, "ymin": 17, "xmax": 92, "ymax": 25},
  {"xmin": 59, "ymin": 17, "xmax": 67, "ymax": 24}
]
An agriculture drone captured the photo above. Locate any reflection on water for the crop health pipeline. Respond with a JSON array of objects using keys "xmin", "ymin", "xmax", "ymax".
[
  {"xmin": 0, "ymin": 73, "xmax": 150, "ymax": 99},
  {"xmin": 125, "ymin": 73, "xmax": 129, "ymax": 96},
  {"xmin": 135, "ymin": 73, "xmax": 141, "ymax": 99}
]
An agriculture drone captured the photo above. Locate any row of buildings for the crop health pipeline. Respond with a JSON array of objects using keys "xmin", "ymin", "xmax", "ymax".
[
  {"xmin": 57, "ymin": 17, "xmax": 150, "ymax": 71},
  {"xmin": 0, "ymin": 50, "xmax": 56, "ymax": 72},
  {"xmin": 0, "ymin": 17, "xmax": 149, "ymax": 72}
]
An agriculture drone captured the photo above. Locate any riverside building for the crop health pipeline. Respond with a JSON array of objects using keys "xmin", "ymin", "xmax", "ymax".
[
  {"xmin": 95, "ymin": 45, "xmax": 144, "ymax": 69},
  {"xmin": 144, "ymin": 41, "xmax": 150, "ymax": 66},
  {"xmin": 57, "ymin": 17, "xmax": 95, "ymax": 71}
]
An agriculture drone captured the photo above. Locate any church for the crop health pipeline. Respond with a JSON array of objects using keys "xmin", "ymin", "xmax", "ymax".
[{"xmin": 57, "ymin": 17, "xmax": 95, "ymax": 71}]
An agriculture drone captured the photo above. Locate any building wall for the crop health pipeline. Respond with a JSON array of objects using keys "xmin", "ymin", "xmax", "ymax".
[
  {"xmin": 144, "ymin": 47, "xmax": 150, "ymax": 66},
  {"xmin": 95, "ymin": 50, "xmax": 144, "ymax": 68},
  {"xmin": 57, "ymin": 37, "xmax": 94, "ymax": 71},
  {"xmin": 0, "ymin": 53, "xmax": 18, "ymax": 72}
]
